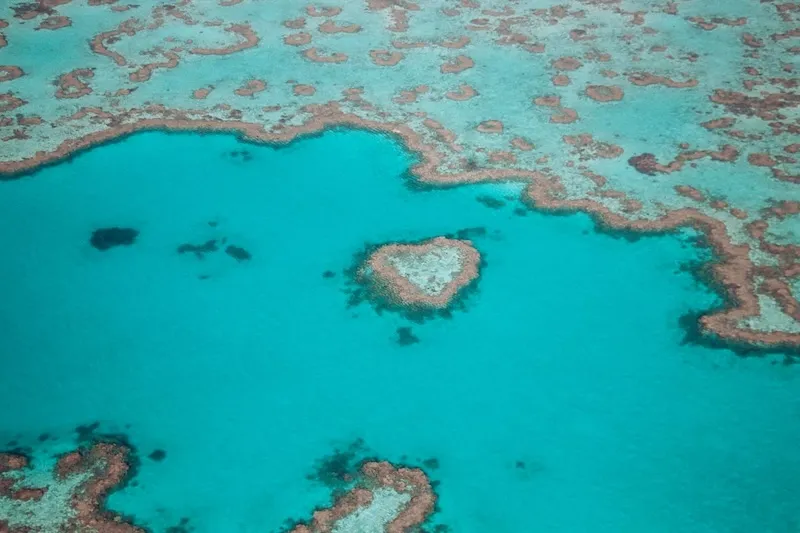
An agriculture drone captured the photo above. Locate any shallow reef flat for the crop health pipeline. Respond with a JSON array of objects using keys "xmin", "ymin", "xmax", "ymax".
[{"xmin": 1, "ymin": 0, "xmax": 798, "ymax": 347}]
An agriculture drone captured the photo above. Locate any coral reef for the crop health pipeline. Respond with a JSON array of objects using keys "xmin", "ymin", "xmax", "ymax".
[
  {"xmin": 360, "ymin": 237, "xmax": 481, "ymax": 309},
  {"xmin": 0, "ymin": 442, "xmax": 144, "ymax": 533},
  {"xmin": 0, "ymin": 0, "xmax": 798, "ymax": 348},
  {"xmin": 288, "ymin": 461, "xmax": 435, "ymax": 533}
]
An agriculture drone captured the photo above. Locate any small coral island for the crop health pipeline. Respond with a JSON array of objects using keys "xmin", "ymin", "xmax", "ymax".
[
  {"xmin": 360, "ymin": 237, "xmax": 481, "ymax": 311},
  {"xmin": 0, "ymin": 442, "xmax": 143, "ymax": 533},
  {"xmin": 288, "ymin": 461, "xmax": 435, "ymax": 533}
]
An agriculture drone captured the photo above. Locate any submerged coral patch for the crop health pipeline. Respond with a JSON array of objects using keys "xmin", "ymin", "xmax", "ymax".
[{"xmin": 90, "ymin": 227, "xmax": 139, "ymax": 251}]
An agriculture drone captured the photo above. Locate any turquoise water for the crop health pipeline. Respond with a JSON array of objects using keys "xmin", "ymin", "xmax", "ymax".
[{"xmin": 1, "ymin": 130, "xmax": 798, "ymax": 532}]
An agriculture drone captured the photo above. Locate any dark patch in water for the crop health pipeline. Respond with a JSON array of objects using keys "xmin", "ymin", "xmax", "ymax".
[
  {"xmin": 448, "ymin": 227, "xmax": 487, "ymax": 240},
  {"xmin": 676, "ymin": 260, "xmax": 717, "ymax": 294},
  {"xmin": 176, "ymin": 239, "xmax": 218, "ymax": 259},
  {"xmin": 476, "ymin": 195, "xmax": 506, "ymax": 209},
  {"xmin": 5, "ymin": 446, "xmax": 32, "ymax": 458},
  {"xmin": 307, "ymin": 438, "xmax": 367, "ymax": 488},
  {"xmin": 515, "ymin": 460, "xmax": 526, "ymax": 469},
  {"xmin": 322, "ymin": 270, "xmax": 336, "ymax": 279},
  {"xmin": 148, "ymin": 449, "xmax": 166, "ymax": 462},
  {"xmin": 37, "ymin": 433, "xmax": 50, "ymax": 442},
  {"xmin": 592, "ymin": 223, "xmax": 645, "ymax": 243},
  {"xmin": 397, "ymin": 327, "xmax": 419, "ymax": 346},
  {"xmin": 165, "ymin": 517, "xmax": 193, "ymax": 533},
  {"xmin": 225, "ymin": 244, "xmax": 251, "ymax": 262},
  {"xmin": 422, "ymin": 525, "xmax": 452, "ymax": 533},
  {"xmin": 513, "ymin": 207, "xmax": 528, "ymax": 217},
  {"xmin": 90, "ymin": 227, "xmax": 139, "ymax": 251},
  {"xmin": 228, "ymin": 150, "xmax": 253, "ymax": 162},
  {"xmin": 75, "ymin": 422, "xmax": 101, "ymax": 442},
  {"xmin": 422, "ymin": 457, "xmax": 439, "ymax": 470}
]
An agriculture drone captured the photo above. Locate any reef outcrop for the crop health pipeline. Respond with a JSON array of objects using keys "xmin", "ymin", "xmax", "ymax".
[{"xmin": 360, "ymin": 237, "xmax": 480, "ymax": 309}]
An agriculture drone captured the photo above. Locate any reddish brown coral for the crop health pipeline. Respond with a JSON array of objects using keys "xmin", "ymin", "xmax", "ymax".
[
  {"xmin": 36, "ymin": 15, "xmax": 71, "ymax": 30},
  {"xmin": 552, "ymin": 57, "xmax": 582, "ymax": 70},
  {"xmin": 55, "ymin": 68, "xmax": 94, "ymax": 99},
  {"xmin": 0, "ymin": 443, "xmax": 144, "ymax": 533},
  {"xmin": 303, "ymin": 48, "xmax": 348, "ymax": 63},
  {"xmin": 440, "ymin": 55, "xmax": 474, "ymax": 73},
  {"xmin": 476, "ymin": 120, "xmax": 503, "ymax": 133},
  {"xmin": 628, "ymin": 73, "xmax": 698, "ymax": 87},
  {"xmin": 288, "ymin": 461, "xmax": 434, "ymax": 533},
  {"xmin": 369, "ymin": 49, "xmax": 404, "ymax": 66},
  {"xmin": 585, "ymin": 84, "xmax": 624, "ymax": 102},
  {"xmin": 445, "ymin": 84, "xmax": 477, "ymax": 101},
  {"xmin": 363, "ymin": 237, "xmax": 480, "ymax": 309},
  {"xmin": 0, "ymin": 66, "xmax": 24, "ymax": 83},
  {"xmin": 564, "ymin": 134, "xmax": 623, "ymax": 159},
  {"xmin": 233, "ymin": 79, "xmax": 267, "ymax": 97}
]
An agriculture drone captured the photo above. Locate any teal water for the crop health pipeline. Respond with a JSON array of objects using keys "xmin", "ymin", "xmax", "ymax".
[{"xmin": 0, "ymin": 130, "xmax": 798, "ymax": 532}]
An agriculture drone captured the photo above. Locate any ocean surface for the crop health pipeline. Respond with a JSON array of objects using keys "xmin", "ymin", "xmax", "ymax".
[{"xmin": 0, "ymin": 130, "xmax": 798, "ymax": 532}]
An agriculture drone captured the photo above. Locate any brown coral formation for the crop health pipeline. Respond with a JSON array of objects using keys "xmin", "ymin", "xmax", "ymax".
[
  {"xmin": 287, "ymin": 461, "xmax": 435, "ymax": 533},
  {"xmin": 319, "ymin": 20, "xmax": 360, "ymax": 33},
  {"xmin": 440, "ymin": 55, "xmax": 474, "ymax": 73},
  {"xmin": 362, "ymin": 237, "xmax": 481, "ymax": 309},
  {"xmin": 550, "ymin": 107, "xmax": 579, "ymax": 124},
  {"xmin": 285, "ymin": 32, "xmax": 312, "ymax": 46},
  {"xmin": 369, "ymin": 49, "xmax": 404, "ymax": 66},
  {"xmin": 0, "ymin": 66, "xmax": 23, "ymax": 83},
  {"xmin": 303, "ymin": 48, "xmax": 348, "ymax": 63},
  {"xmin": 0, "ymin": 442, "xmax": 144, "ymax": 533},
  {"xmin": 0, "ymin": 92, "xmax": 25, "ymax": 113},
  {"xmin": 476, "ymin": 120, "xmax": 503, "ymax": 133},
  {"xmin": 36, "ymin": 15, "xmax": 71, "ymax": 30},
  {"xmin": 628, "ymin": 145, "xmax": 739, "ymax": 175},
  {"xmin": 55, "ymin": 68, "xmax": 94, "ymax": 99},
  {"xmin": 293, "ymin": 84, "xmax": 316, "ymax": 96},
  {"xmin": 552, "ymin": 57, "xmax": 582, "ymax": 70},
  {"xmin": 192, "ymin": 86, "xmax": 213, "ymax": 99},
  {"xmin": 563, "ymin": 134, "xmax": 623, "ymax": 160},
  {"xmin": 234, "ymin": 79, "xmax": 267, "ymax": 97},
  {"xmin": 445, "ymin": 84, "xmax": 477, "ymax": 101},
  {"xmin": 129, "ymin": 49, "xmax": 180, "ymax": 82},
  {"xmin": 585, "ymin": 84, "xmax": 624, "ymax": 102},
  {"xmin": 701, "ymin": 117, "xmax": 735, "ymax": 130},
  {"xmin": 628, "ymin": 73, "xmax": 698, "ymax": 87}
]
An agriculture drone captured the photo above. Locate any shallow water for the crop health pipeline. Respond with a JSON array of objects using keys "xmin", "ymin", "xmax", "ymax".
[{"xmin": 0, "ymin": 130, "xmax": 798, "ymax": 533}]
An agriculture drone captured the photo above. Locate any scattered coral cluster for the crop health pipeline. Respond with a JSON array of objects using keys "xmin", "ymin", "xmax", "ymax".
[
  {"xmin": 0, "ymin": 0, "xmax": 798, "ymax": 348},
  {"xmin": 0, "ymin": 441, "xmax": 434, "ymax": 533}
]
